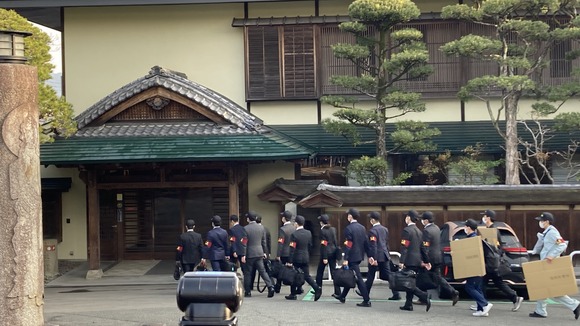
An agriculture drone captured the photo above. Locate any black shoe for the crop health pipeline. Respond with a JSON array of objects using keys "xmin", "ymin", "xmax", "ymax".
[
  {"xmin": 332, "ymin": 294, "xmax": 345, "ymax": 303},
  {"xmin": 400, "ymin": 306, "xmax": 413, "ymax": 311},
  {"xmin": 355, "ymin": 289, "xmax": 362, "ymax": 297},
  {"xmin": 388, "ymin": 295, "xmax": 401, "ymax": 301},
  {"xmin": 529, "ymin": 312, "xmax": 546, "ymax": 318},
  {"xmin": 451, "ymin": 291, "xmax": 459, "ymax": 306},
  {"xmin": 357, "ymin": 301, "xmax": 372, "ymax": 307},
  {"xmin": 267, "ymin": 287, "xmax": 275, "ymax": 298},
  {"xmin": 244, "ymin": 292, "xmax": 251, "ymax": 298},
  {"xmin": 574, "ymin": 304, "xmax": 580, "ymax": 320},
  {"xmin": 273, "ymin": 284, "xmax": 281, "ymax": 294},
  {"xmin": 314, "ymin": 288, "xmax": 322, "ymax": 302},
  {"xmin": 426, "ymin": 294, "xmax": 432, "ymax": 312},
  {"xmin": 285, "ymin": 295, "xmax": 297, "ymax": 300}
]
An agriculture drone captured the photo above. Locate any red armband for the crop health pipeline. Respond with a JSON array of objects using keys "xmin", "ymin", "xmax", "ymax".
[
  {"xmin": 205, "ymin": 241, "xmax": 212, "ymax": 248},
  {"xmin": 401, "ymin": 239, "xmax": 410, "ymax": 247},
  {"xmin": 344, "ymin": 240, "xmax": 353, "ymax": 249},
  {"xmin": 176, "ymin": 246, "xmax": 183, "ymax": 252},
  {"xmin": 369, "ymin": 236, "xmax": 377, "ymax": 242},
  {"xmin": 321, "ymin": 240, "xmax": 328, "ymax": 246},
  {"xmin": 289, "ymin": 241, "xmax": 296, "ymax": 248}
]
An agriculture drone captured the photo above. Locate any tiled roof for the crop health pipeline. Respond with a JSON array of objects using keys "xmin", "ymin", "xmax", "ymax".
[
  {"xmin": 75, "ymin": 122, "xmax": 255, "ymax": 137},
  {"xmin": 76, "ymin": 66, "xmax": 262, "ymax": 131}
]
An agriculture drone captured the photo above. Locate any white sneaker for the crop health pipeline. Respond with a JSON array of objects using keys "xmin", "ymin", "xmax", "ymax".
[
  {"xmin": 470, "ymin": 305, "xmax": 477, "ymax": 311},
  {"xmin": 512, "ymin": 296, "xmax": 524, "ymax": 312},
  {"xmin": 472, "ymin": 311, "xmax": 489, "ymax": 317},
  {"xmin": 482, "ymin": 303, "xmax": 493, "ymax": 314}
]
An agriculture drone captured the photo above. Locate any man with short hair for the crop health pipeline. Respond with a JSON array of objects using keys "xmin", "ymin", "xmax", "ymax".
[
  {"xmin": 228, "ymin": 214, "xmax": 247, "ymax": 273},
  {"xmin": 399, "ymin": 210, "xmax": 431, "ymax": 312},
  {"xmin": 479, "ymin": 209, "xmax": 523, "ymax": 312},
  {"xmin": 315, "ymin": 214, "xmax": 340, "ymax": 297},
  {"xmin": 274, "ymin": 210, "xmax": 296, "ymax": 293},
  {"xmin": 285, "ymin": 215, "xmax": 322, "ymax": 301},
  {"xmin": 419, "ymin": 211, "xmax": 459, "ymax": 306},
  {"xmin": 464, "ymin": 218, "xmax": 493, "ymax": 317},
  {"xmin": 176, "ymin": 219, "xmax": 204, "ymax": 272},
  {"xmin": 251, "ymin": 215, "xmax": 272, "ymax": 289},
  {"xmin": 529, "ymin": 212, "xmax": 580, "ymax": 320},
  {"xmin": 333, "ymin": 208, "xmax": 372, "ymax": 307},
  {"xmin": 356, "ymin": 211, "xmax": 398, "ymax": 300},
  {"xmin": 242, "ymin": 211, "xmax": 275, "ymax": 298},
  {"xmin": 204, "ymin": 215, "xmax": 230, "ymax": 271}
]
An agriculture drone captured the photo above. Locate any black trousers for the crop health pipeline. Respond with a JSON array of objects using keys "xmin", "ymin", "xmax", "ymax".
[
  {"xmin": 482, "ymin": 270, "xmax": 517, "ymax": 302},
  {"xmin": 340, "ymin": 262, "xmax": 370, "ymax": 302},
  {"xmin": 182, "ymin": 263, "xmax": 195, "ymax": 273},
  {"xmin": 291, "ymin": 263, "xmax": 319, "ymax": 295},
  {"xmin": 210, "ymin": 259, "xmax": 228, "ymax": 272},
  {"xmin": 404, "ymin": 266, "xmax": 428, "ymax": 308},
  {"xmin": 243, "ymin": 257, "xmax": 272, "ymax": 293},
  {"xmin": 315, "ymin": 257, "xmax": 340, "ymax": 295},
  {"xmin": 366, "ymin": 261, "xmax": 398, "ymax": 297}
]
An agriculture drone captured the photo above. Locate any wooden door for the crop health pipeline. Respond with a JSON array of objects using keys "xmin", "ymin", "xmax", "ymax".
[{"xmin": 99, "ymin": 191, "xmax": 118, "ymax": 261}]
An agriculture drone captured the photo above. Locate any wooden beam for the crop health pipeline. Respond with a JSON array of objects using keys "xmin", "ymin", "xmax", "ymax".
[
  {"xmin": 96, "ymin": 180, "xmax": 228, "ymax": 189},
  {"xmin": 228, "ymin": 164, "xmax": 240, "ymax": 216},
  {"xmin": 87, "ymin": 170, "xmax": 100, "ymax": 270}
]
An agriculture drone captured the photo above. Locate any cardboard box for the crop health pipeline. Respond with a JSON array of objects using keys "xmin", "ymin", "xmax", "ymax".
[
  {"xmin": 522, "ymin": 256, "xmax": 578, "ymax": 300},
  {"xmin": 450, "ymin": 236, "xmax": 486, "ymax": 279},
  {"xmin": 478, "ymin": 227, "xmax": 499, "ymax": 246}
]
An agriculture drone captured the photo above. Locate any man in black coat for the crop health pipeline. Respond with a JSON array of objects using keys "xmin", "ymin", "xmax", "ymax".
[
  {"xmin": 204, "ymin": 215, "xmax": 231, "ymax": 271},
  {"xmin": 356, "ymin": 212, "xmax": 399, "ymax": 299},
  {"xmin": 399, "ymin": 210, "xmax": 432, "ymax": 312},
  {"xmin": 176, "ymin": 219, "xmax": 204, "ymax": 272},
  {"xmin": 228, "ymin": 214, "xmax": 247, "ymax": 273},
  {"xmin": 285, "ymin": 215, "xmax": 322, "ymax": 301},
  {"xmin": 334, "ymin": 208, "xmax": 371, "ymax": 307},
  {"xmin": 274, "ymin": 210, "xmax": 296, "ymax": 293},
  {"xmin": 315, "ymin": 214, "xmax": 340, "ymax": 297},
  {"xmin": 419, "ymin": 211, "xmax": 459, "ymax": 305},
  {"xmin": 480, "ymin": 209, "xmax": 523, "ymax": 312}
]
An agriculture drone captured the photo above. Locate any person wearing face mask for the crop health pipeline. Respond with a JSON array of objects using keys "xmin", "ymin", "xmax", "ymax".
[
  {"xmin": 529, "ymin": 212, "xmax": 580, "ymax": 320},
  {"xmin": 463, "ymin": 218, "xmax": 493, "ymax": 317},
  {"xmin": 478, "ymin": 209, "xmax": 523, "ymax": 312},
  {"xmin": 417, "ymin": 211, "xmax": 459, "ymax": 306},
  {"xmin": 399, "ymin": 210, "xmax": 431, "ymax": 312}
]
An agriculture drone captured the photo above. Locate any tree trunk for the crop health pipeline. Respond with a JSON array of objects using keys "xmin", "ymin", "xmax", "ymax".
[
  {"xmin": 504, "ymin": 94, "xmax": 521, "ymax": 185},
  {"xmin": 0, "ymin": 64, "xmax": 44, "ymax": 325},
  {"xmin": 377, "ymin": 106, "xmax": 388, "ymax": 185}
]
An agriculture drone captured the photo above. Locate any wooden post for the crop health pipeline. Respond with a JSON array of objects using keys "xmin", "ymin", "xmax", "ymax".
[
  {"xmin": 228, "ymin": 164, "xmax": 240, "ymax": 217},
  {"xmin": 86, "ymin": 169, "xmax": 103, "ymax": 279}
]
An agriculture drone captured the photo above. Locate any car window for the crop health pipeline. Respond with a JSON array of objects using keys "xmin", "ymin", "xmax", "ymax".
[
  {"xmin": 452, "ymin": 228, "xmax": 467, "ymax": 241},
  {"xmin": 498, "ymin": 229, "xmax": 521, "ymax": 248}
]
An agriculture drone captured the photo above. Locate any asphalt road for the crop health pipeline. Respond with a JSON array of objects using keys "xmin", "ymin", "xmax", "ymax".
[{"xmin": 44, "ymin": 283, "xmax": 580, "ymax": 326}]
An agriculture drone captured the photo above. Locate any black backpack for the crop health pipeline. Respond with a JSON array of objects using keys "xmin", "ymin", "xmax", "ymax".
[{"xmin": 482, "ymin": 239, "xmax": 500, "ymax": 273}]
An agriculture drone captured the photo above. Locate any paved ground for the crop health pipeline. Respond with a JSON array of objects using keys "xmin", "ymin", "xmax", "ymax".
[{"xmin": 43, "ymin": 261, "xmax": 580, "ymax": 326}]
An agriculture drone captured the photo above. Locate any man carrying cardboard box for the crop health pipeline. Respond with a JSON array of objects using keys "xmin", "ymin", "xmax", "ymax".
[
  {"xmin": 478, "ymin": 209, "xmax": 524, "ymax": 312},
  {"xmin": 528, "ymin": 212, "xmax": 580, "ymax": 320},
  {"xmin": 463, "ymin": 219, "xmax": 493, "ymax": 317}
]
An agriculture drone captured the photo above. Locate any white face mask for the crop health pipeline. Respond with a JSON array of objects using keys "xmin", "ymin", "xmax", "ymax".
[
  {"xmin": 538, "ymin": 221, "xmax": 545, "ymax": 229},
  {"xmin": 481, "ymin": 217, "xmax": 487, "ymax": 224}
]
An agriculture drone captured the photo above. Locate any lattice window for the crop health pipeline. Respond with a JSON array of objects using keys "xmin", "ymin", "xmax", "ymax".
[{"xmin": 111, "ymin": 101, "xmax": 211, "ymax": 122}]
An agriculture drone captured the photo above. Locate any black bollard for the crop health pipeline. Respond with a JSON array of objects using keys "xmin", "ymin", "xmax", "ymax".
[{"xmin": 176, "ymin": 271, "xmax": 243, "ymax": 326}]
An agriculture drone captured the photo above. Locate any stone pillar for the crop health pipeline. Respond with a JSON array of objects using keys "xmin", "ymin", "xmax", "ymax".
[{"xmin": 0, "ymin": 63, "xmax": 43, "ymax": 323}]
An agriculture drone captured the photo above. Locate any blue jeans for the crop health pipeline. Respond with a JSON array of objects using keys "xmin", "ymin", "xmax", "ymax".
[{"xmin": 465, "ymin": 276, "xmax": 488, "ymax": 311}]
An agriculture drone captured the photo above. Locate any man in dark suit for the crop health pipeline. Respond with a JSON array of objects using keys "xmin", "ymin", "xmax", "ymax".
[
  {"xmin": 333, "ymin": 208, "xmax": 372, "ymax": 307},
  {"xmin": 204, "ymin": 215, "xmax": 230, "ymax": 271},
  {"xmin": 285, "ymin": 215, "xmax": 322, "ymax": 301},
  {"xmin": 274, "ymin": 210, "xmax": 296, "ymax": 293},
  {"xmin": 315, "ymin": 214, "xmax": 341, "ymax": 297},
  {"xmin": 480, "ymin": 209, "xmax": 523, "ymax": 312},
  {"xmin": 176, "ymin": 219, "xmax": 204, "ymax": 272},
  {"xmin": 257, "ymin": 215, "xmax": 271, "ymax": 256},
  {"xmin": 419, "ymin": 211, "xmax": 459, "ymax": 305},
  {"xmin": 242, "ymin": 211, "xmax": 275, "ymax": 298},
  {"xmin": 356, "ymin": 211, "xmax": 399, "ymax": 299},
  {"xmin": 228, "ymin": 214, "xmax": 247, "ymax": 273},
  {"xmin": 399, "ymin": 210, "xmax": 432, "ymax": 312}
]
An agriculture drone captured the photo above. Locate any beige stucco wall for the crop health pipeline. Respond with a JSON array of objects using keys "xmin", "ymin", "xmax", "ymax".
[
  {"xmin": 247, "ymin": 161, "xmax": 295, "ymax": 253},
  {"xmin": 41, "ymin": 166, "xmax": 87, "ymax": 260}
]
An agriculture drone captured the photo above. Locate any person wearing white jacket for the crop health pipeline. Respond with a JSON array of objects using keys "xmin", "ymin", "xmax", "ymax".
[{"xmin": 529, "ymin": 212, "xmax": 580, "ymax": 320}]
